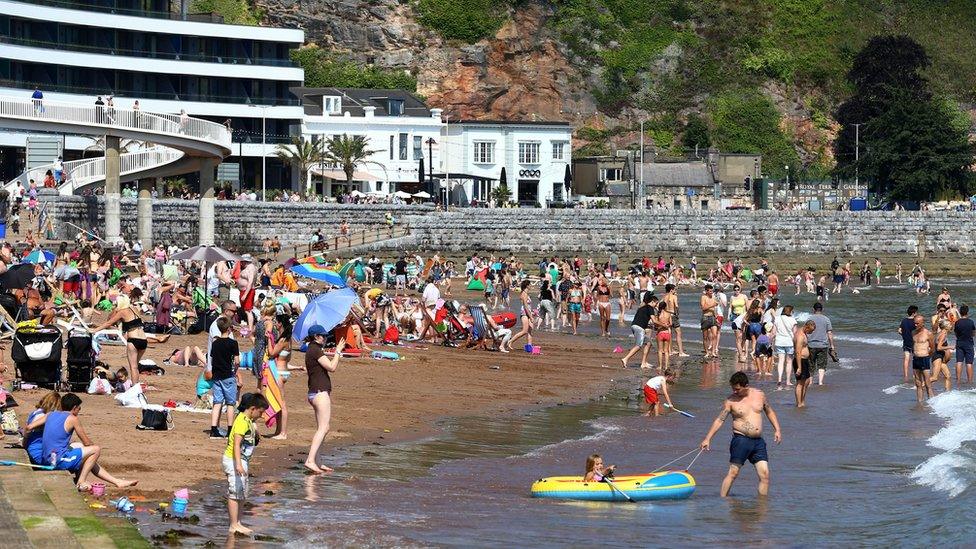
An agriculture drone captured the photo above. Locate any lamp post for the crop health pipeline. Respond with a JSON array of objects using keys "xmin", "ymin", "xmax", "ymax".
[
  {"xmin": 248, "ymin": 103, "xmax": 269, "ymax": 200},
  {"xmin": 426, "ymin": 137, "xmax": 435, "ymax": 196},
  {"xmin": 853, "ymin": 122, "xmax": 861, "ymax": 198}
]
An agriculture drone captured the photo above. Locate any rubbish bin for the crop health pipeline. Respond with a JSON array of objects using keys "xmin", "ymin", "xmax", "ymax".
[{"xmin": 849, "ymin": 198, "xmax": 867, "ymax": 211}]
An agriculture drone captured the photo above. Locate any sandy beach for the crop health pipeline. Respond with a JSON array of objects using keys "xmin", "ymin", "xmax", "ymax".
[{"xmin": 6, "ymin": 298, "xmax": 622, "ymax": 499}]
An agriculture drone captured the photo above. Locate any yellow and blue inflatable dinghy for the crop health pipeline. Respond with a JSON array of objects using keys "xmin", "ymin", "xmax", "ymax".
[{"xmin": 531, "ymin": 470, "xmax": 695, "ymax": 502}]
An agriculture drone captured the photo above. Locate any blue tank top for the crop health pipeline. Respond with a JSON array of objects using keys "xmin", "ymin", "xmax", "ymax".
[
  {"xmin": 41, "ymin": 411, "xmax": 72, "ymax": 464},
  {"xmin": 24, "ymin": 409, "xmax": 45, "ymax": 464}
]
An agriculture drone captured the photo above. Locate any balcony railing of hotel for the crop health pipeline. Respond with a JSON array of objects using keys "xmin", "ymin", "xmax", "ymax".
[
  {"xmin": 0, "ymin": 79, "xmax": 300, "ymax": 106},
  {"xmin": 9, "ymin": 0, "xmax": 251, "ymax": 24},
  {"xmin": 0, "ymin": 36, "xmax": 299, "ymax": 67}
]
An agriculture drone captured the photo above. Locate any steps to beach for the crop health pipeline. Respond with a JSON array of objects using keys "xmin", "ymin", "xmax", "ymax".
[{"xmin": 0, "ymin": 445, "xmax": 148, "ymax": 548}]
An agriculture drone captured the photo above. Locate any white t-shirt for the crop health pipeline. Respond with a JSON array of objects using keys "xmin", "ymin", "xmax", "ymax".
[
  {"xmin": 645, "ymin": 375, "xmax": 666, "ymax": 391},
  {"xmin": 422, "ymin": 282, "xmax": 441, "ymax": 308},
  {"xmin": 715, "ymin": 292, "xmax": 728, "ymax": 318},
  {"xmin": 774, "ymin": 314, "xmax": 797, "ymax": 347}
]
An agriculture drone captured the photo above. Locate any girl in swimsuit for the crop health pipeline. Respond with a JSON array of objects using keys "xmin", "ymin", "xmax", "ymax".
[
  {"xmin": 583, "ymin": 454, "xmax": 614, "ymax": 483},
  {"xmin": 655, "ymin": 301, "xmax": 672, "ymax": 371},
  {"xmin": 567, "ymin": 283, "xmax": 584, "ymax": 335},
  {"xmin": 594, "ymin": 276, "xmax": 612, "ymax": 336},
  {"xmin": 508, "ymin": 280, "xmax": 535, "ymax": 349}
]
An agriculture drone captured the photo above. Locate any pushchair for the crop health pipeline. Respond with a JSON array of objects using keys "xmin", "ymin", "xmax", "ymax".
[
  {"xmin": 65, "ymin": 329, "xmax": 96, "ymax": 392},
  {"xmin": 11, "ymin": 325, "xmax": 64, "ymax": 389}
]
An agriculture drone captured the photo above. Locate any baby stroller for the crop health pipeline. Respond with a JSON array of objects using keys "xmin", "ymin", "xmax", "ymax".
[
  {"xmin": 65, "ymin": 329, "xmax": 96, "ymax": 392},
  {"xmin": 12, "ymin": 325, "xmax": 64, "ymax": 389}
]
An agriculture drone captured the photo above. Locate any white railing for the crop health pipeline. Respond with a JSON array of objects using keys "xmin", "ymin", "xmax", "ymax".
[
  {"xmin": 4, "ymin": 145, "xmax": 184, "ymax": 195},
  {"xmin": 0, "ymin": 95, "xmax": 232, "ymax": 150}
]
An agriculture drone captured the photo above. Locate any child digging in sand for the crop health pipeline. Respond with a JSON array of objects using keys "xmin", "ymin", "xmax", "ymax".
[
  {"xmin": 224, "ymin": 392, "xmax": 268, "ymax": 536},
  {"xmin": 642, "ymin": 369, "xmax": 676, "ymax": 417}
]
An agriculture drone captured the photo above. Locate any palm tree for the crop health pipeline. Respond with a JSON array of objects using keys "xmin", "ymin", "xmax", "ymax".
[
  {"xmin": 322, "ymin": 134, "xmax": 379, "ymax": 188},
  {"xmin": 274, "ymin": 137, "xmax": 323, "ymax": 193}
]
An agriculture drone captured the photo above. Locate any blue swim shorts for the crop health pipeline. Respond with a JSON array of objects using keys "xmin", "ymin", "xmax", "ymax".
[{"xmin": 729, "ymin": 433, "xmax": 768, "ymax": 466}]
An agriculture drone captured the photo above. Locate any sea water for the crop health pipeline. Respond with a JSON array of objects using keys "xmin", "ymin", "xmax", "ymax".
[{"xmin": 137, "ymin": 282, "xmax": 976, "ymax": 546}]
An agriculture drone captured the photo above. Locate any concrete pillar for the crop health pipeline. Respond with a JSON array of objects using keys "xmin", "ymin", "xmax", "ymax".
[
  {"xmin": 137, "ymin": 178, "xmax": 153, "ymax": 249},
  {"xmin": 155, "ymin": 177, "xmax": 165, "ymax": 197},
  {"xmin": 104, "ymin": 135, "xmax": 122, "ymax": 246},
  {"xmin": 199, "ymin": 159, "xmax": 216, "ymax": 246}
]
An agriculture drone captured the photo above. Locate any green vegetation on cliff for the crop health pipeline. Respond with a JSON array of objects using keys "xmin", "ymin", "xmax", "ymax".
[
  {"xmin": 416, "ymin": 0, "xmax": 507, "ymax": 42},
  {"xmin": 189, "ymin": 0, "xmax": 262, "ymax": 25},
  {"xmin": 291, "ymin": 47, "xmax": 418, "ymax": 92}
]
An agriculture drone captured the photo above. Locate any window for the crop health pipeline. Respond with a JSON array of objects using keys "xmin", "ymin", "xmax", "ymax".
[
  {"xmin": 473, "ymin": 141, "xmax": 495, "ymax": 164},
  {"xmin": 413, "ymin": 135, "xmax": 423, "ymax": 160},
  {"xmin": 388, "ymin": 99, "xmax": 404, "ymax": 116},
  {"xmin": 600, "ymin": 168, "xmax": 622, "ymax": 181},
  {"xmin": 389, "ymin": 135, "xmax": 394, "ymax": 160},
  {"xmin": 323, "ymin": 96, "xmax": 341, "ymax": 114},
  {"xmin": 552, "ymin": 141, "xmax": 566, "ymax": 160},
  {"xmin": 518, "ymin": 142, "xmax": 540, "ymax": 164},
  {"xmin": 399, "ymin": 133, "xmax": 408, "ymax": 160}
]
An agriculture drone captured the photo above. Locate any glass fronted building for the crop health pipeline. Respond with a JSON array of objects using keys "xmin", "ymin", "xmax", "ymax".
[{"xmin": 0, "ymin": 0, "xmax": 304, "ymax": 189}]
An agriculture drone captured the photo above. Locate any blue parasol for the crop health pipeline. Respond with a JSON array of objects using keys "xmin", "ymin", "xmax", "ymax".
[
  {"xmin": 25, "ymin": 249, "xmax": 55, "ymax": 264},
  {"xmin": 292, "ymin": 287, "xmax": 359, "ymax": 343}
]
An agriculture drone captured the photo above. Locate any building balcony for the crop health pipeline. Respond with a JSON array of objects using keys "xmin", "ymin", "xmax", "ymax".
[{"xmin": 0, "ymin": 36, "xmax": 299, "ymax": 68}]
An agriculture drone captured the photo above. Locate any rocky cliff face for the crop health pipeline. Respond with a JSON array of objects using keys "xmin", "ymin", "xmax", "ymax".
[{"xmin": 257, "ymin": 0, "xmax": 599, "ymax": 123}]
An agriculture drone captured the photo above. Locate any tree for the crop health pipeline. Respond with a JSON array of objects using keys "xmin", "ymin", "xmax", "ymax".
[
  {"xmin": 834, "ymin": 35, "xmax": 974, "ymax": 199},
  {"xmin": 490, "ymin": 183, "xmax": 511, "ymax": 207},
  {"xmin": 321, "ymin": 135, "xmax": 379, "ymax": 188},
  {"xmin": 682, "ymin": 113, "xmax": 711, "ymax": 151},
  {"xmin": 274, "ymin": 137, "xmax": 323, "ymax": 194},
  {"xmin": 710, "ymin": 89, "xmax": 798, "ymax": 178}
]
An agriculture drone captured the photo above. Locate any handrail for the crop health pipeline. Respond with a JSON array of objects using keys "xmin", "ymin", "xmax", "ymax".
[
  {"xmin": 0, "ymin": 94, "xmax": 232, "ymax": 149},
  {"xmin": 284, "ymin": 225, "xmax": 412, "ymax": 260},
  {"xmin": 0, "ymin": 78, "xmax": 299, "ymax": 106},
  {"xmin": 5, "ymin": 145, "xmax": 184, "ymax": 194}
]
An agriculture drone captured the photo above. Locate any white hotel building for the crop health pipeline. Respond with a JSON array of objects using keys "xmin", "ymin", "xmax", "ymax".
[
  {"xmin": 0, "ymin": 0, "xmax": 572, "ymax": 204},
  {"xmin": 0, "ymin": 0, "xmax": 304, "ymax": 188},
  {"xmin": 297, "ymin": 87, "xmax": 573, "ymax": 206}
]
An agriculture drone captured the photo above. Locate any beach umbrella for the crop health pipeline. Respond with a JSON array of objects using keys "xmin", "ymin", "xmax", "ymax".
[
  {"xmin": 413, "ymin": 191, "xmax": 432, "ymax": 199},
  {"xmin": 394, "ymin": 190, "xmax": 412, "ymax": 199},
  {"xmin": 0, "ymin": 263, "xmax": 36, "ymax": 290},
  {"xmin": 290, "ymin": 263, "xmax": 346, "ymax": 287},
  {"xmin": 563, "ymin": 164, "xmax": 572, "ymax": 198},
  {"xmin": 499, "ymin": 166, "xmax": 507, "ymax": 188},
  {"xmin": 24, "ymin": 249, "xmax": 55, "ymax": 264},
  {"xmin": 292, "ymin": 287, "xmax": 359, "ymax": 343},
  {"xmin": 170, "ymin": 245, "xmax": 242, "ymax": 263},
  {"xmin": 418, "ymin": 157, "xmax": 425, "ymax": 191}
]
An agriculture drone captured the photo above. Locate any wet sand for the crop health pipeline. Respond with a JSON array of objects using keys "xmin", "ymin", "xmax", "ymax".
[{"xmin": 8, "ymin": 300, "xmax": 626, "ymax": 499}]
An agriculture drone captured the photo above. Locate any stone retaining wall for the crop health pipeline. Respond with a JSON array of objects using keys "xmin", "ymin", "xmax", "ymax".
[
  {"xmin": 40, "ymin": 195, "xmax": 432, "ymax": 252},
  {"xmin": 39, "ymin": 196, "xmax": 976, "ymax": 255}
]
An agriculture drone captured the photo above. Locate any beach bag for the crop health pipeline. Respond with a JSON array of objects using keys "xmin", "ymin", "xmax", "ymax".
[
  {"xmin": 137, "ymin": 398, "xmax": 173, "ymax": 431},
  {"xmin": 138, "ymin": 359, "xmax": 165, "ymax": 376},
  {"xmin": 114, "ymin": 384, "xmax": 144, "ymax": 407},
  {"xmin": 383, "ymin": 326, "xmax": 399, "ymax": 344},
  {"xmin": 87, "ymin": 377, "xmax": 113, "ymax": 395},
  {"xmin": 2, "ymin": 409, "xmax": 20, "ymax": 434}
]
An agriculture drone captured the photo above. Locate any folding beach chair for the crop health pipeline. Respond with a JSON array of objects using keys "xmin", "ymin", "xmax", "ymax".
[{"xmin": 468, "ymin": 305, "xmax": 499, "ymax": 352}]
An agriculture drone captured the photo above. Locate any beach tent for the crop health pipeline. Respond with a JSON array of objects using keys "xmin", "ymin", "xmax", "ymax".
[
  {"xmin": 338, "ymin": 258, "xmax": 367, "ymax": 283},
  {"xmin": 467, "ymin": 278, "xmax": 485, "ymax": 291}
]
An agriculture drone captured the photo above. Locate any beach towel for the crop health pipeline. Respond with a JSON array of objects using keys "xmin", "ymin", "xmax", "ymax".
[{"xmin": 261, "ymin": 359, "xmax": 284, "ymax": 428}]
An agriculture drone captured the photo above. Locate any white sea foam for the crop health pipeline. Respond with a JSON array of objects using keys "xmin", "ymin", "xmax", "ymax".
[
  {"xmin": 882, "ymin": 383, "xmax": 911, "ymax": 395},
  {"xmin": 911, "ymin": 389, "xmax": 976, "ymax": 497},
  {"xmin": 834, "ymin": 333, "xmax": 901, "ymax": 348},
  {"xmin": 517, "ymin": 419, "xmax": 623, "ymax": 459}
]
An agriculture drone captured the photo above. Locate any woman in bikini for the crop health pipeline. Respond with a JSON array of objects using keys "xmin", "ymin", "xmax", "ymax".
[
  {"xmin": 594, "ymin": 275, "xmax": 612, "ymax": 337},
  {"xmin": 91, "ymin": 289, "xmax": 167, "ymax": 384},
  {"xmin": 567, "ymin": 281, "xmax": 584, "ymax": 335},
  {"xmin": 508, "ymin": 280, "xmax": 535, "ymax": 349}
]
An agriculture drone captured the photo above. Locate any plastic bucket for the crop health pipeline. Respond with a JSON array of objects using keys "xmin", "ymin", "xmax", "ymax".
[
  {"xmin": 91, "ymin": 483, "xmax": 105, "ymax": 497},
  {"xmin": 171, "ymin": 497, "xmax": 188, "ymax": 515}
]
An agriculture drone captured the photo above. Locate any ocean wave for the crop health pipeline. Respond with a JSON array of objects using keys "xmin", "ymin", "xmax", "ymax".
[
  {"xmin": 911, "ymin": 389, "xmax": 976, "ymax": 497},
  {"xmin": 516, "ymin": 419, "xmax": 623, "ymax": 459},
  {"xmin": 833, "ymin": 333, "xmax": 901, "ymax": 348}
]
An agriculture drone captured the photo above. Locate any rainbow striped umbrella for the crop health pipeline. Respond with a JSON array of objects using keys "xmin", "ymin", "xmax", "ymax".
[{"xmin": 291, "ymin": 262, "xmax": 346, "ymax": 287}]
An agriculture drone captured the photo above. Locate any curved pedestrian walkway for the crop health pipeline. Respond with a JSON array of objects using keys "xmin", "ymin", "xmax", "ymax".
[{"xmin": 0, "ymin": 95, "xmax": 231, "ymax": 194}]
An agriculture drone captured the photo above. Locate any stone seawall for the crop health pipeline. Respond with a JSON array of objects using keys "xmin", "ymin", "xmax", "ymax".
[
  {"xmin": 401, "ymin": 209, "xmax": 973, "ymax": 255},
  {"xmin": 39, "ymin": 197, "xmax": 976, "ymax": 255},
  {"xmin": 41, "ymin": 195, "xmax": 432, "ymax": 252}
]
